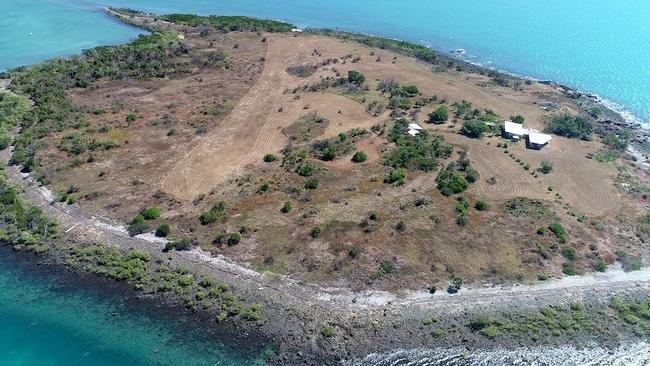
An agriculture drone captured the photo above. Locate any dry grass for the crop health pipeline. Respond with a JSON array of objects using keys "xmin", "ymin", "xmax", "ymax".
[{"xmin": 37, "ymin": 25, "xmax": 648, "ymax": 291}]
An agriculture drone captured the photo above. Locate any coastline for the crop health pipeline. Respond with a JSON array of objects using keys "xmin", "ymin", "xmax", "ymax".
[{"xmin": 2, "ymin": 9, "xmax": 650, "ymax": 365}]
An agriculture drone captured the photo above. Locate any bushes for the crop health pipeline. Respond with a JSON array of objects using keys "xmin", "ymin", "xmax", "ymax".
[
  {"xmin": 200, "ymin": 201, "xmax": 226, "ymax": 225},
  {"xmin": 321, "ymin": 326, "xmax": 336, "ymax": 338},
  {"xmin": 228, "ymin": 233, "xmax": 241, "ymax": 246},
  {"xmin": 351, "ymin": 150, "xmax": 368, "ymax": 163},
  {"xmin": 538, "ymin": 160, "xmax": 554, "ymax": 174},
  {"xmin": 311, "ymin": 128, "xmax": 368, "ymax": 162},
  {"xmin": 128, "ymin": 215, "xmax": 149, "ymax": 236},
  {"xmin": 140, "ymin": 207, "xmax": 160, "ymax": 220},
  {"xmin": 545, "ymin": 114, "xmax": 594, "ymax": 140},
  {"xmin": 460, "ymin": 120, "xmax": 489, "ymax": 138},
  {"xmin": 401, "ymin": 85, "xmax": 419, "ymax": 96},
  {"xmin": 155, "ymin": 223, "xmax": 170, "ymax": 237},
  {"xmin": 384, "ymin": 169, "xmax": 406, "ymax": 185},
  {"xmin": 161, "ymin": 14, "xmax": 294, "ymax": 33},
  {"xmin": 281, "ymin": 201, "xmax": 293, "ymax": 213},
  {"xmin": 436, "ymin": 156, "xmax": 477, "ymax": 196},
  {"xmin": 548, "ymin": 223, "xmax": 568, "ymax": 243},
  {"xmin": 347, "ymin": 70, "xmax": 366, "ymax": 85},
  {"xmin": 510, "ymin": 115, "xmax": 525, "ymax": 124},
  {"xmin": 242, "ymin": 304, "xmax": 263, "ymax": 321},
  {"xmin": 428, "ymin": 106, "xmax": 449, "ymax": 124},
  {"xmin": 561, "ymin": 247, "xmax": 577, "ymax": 260},
  {"xmin": 304, "ymin": 177, "xmax": 320, "ymax": 189},
  {"xmin": 263, "ymin": 154, "xmax": 277, "ymax": 162},
  {"xmin": 370, "ymin": 260, "xmax": 395, "ymax": 280},
  {"xmin": 385, "ymin": 119, "xmax": 453, "ymax": 172},
  {"xmin": 475, "ymin": 200, "xmax": 489, "ymax": 211},
  {"xmin": 296, "ymin": 163, "xmax": 316, "ymax": 177}
]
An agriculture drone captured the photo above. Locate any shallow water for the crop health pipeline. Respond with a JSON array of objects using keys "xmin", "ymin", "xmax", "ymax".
[
  {"xmin": 1, "ymin": 0, "xmax": 650, "ymax": 125},
  {"xmin": 0, "ymin": 252, "xmax": 263, "ymax": 366}
]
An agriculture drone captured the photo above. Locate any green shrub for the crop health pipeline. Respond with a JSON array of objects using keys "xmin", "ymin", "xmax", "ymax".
[
  {"xmin": 228, "ymin": 233, "xmax": 241, "ymax": 246},
  {"xmin": 242, "ymin": 304, "xmax": 263, "ymax": 321},
  {"xmin": 437, "ymin": 170, "xmax": 467, "ymax": 196},
  {"xmin": 548, "ymin": 223, "xmax": 568, "ymax": 243},
  {"xmin": 321, "ymin": 326, "xmax": 336, "ymax": 338},
  {"xmin": 128, "ymin": 215, "xmax": 149, "ymax": 236},
  {"xmin": 305, "ymin": 177, "xmax": 320, "ymax": 189},
  {"xmin": 155, "ymin": 223, "xmax": 171, "ymax": 237},
  {"xmin": 460, "ymin": 120, "xmax": 489, "ymax": 138},
  {"xmin": 510, "ymin": 115, "xmax": 525, "ymax": 124},
  {"xmin": 401, "ymin": 85, "xmax": 419, "ymax": 96},
  {"xmin": 140, "ymin": 207, "xmax": 161, "ymax": 220},
  {"xmin": 469, "ymin": 314, "xmax": 492, "ymax": 331},
  {"xmin": 296, "ymin": 163, "xmax": 316, "ymax": 177},
  {"xmin": 594, "ymin": 259, "xmax": 607, "ymax": 272},
  {"xmin": 263, "ymin": 154, "xmax": 277, "ymax": 162},
  {"xmin": 178, "ymin": 275, "xmax": 193, "ymax": 287},
  {"xmin": 475, "ymin": 200, "xmax": 489, "ymax": 211},
  {"xmin": 563, "ymin": 263, "xmax": 577, "ymax": 276},
  {"xmin": 538, "ymin": 160, "xmax": 554, "ymax": 174},
  {"xmin": 199, "ymin": 277, "xmax": 215, "ymax": 288},
  {"xmin": 199, "ymin": 202, "xmax": 226, "ymax": 225},
  {"xmin": 384, "ymin": 169, "xmax": 406, "ymax": 185},
  {"xmin": 428, "ymin": 106, "xmax": 449, "ymax": 124},
  {"xmin": 310, "ymin": 226, "xmax": 322, "ymax": 238},
  {"xmin": 281, "ymin": 201, "xmax": 293, "ymax": 213},
  {"xmin": 396, "ymin": 220, "xmax": 407, "ymax": 233},
  {"xmin": 561, "ymin": 247, "xmax": 577, "ymax": 260},
  {"xmin": 347, "ymin": 70, "xmax": 366, "ymax": 85},
  {"xmin": 351, "ymin": 150, "xmax": 368, "ymax": 163}
]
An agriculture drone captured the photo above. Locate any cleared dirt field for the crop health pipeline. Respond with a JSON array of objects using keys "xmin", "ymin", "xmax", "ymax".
[{"xmin": 160, "ymin": 36, "xmax": 388, "ymax": 200}]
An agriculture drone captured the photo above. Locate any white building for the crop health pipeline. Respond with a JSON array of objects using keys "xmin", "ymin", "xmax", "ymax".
[
  {"xmin": 503, "ymin": 120, "xmax": 553, "ymax": 150},
  {"xmin": 503, "ymin": 120, "xmax": 526, "ymax": 140},
  {"xmin": 406, "ymin": 123, "xmax": 423, "ymax": 136},
  {"xmin": 527, "ymin": 131, "xmax": 552, "ymax": 150}
]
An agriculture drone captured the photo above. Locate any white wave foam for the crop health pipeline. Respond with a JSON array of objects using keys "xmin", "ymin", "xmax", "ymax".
[{"xmin": 349, "ymin": 342, "xmax": 650, "ymax": 366}]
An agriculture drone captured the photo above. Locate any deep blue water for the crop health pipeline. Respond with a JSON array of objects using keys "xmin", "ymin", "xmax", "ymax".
[
  {"xmin": 0, "ymin": 251, "xmax": 264, "ymax": 365},
  {"xmin": 1, "ymin": 0, "xmax": 650, "ymax": 124}
]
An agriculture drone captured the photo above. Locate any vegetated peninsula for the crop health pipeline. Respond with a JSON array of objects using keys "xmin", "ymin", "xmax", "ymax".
[{"xmin": 1, "ymin": 7, "xmax": 650, "ymax": 364}]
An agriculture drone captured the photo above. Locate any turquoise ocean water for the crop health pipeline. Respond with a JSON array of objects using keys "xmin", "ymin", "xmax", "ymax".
[
  {"xmin": 0, "ymin": 252, "xmax": 263, "ymax": 366},
  {"xmin": 1, "ymin": 0, "xmax": 650, "ymax": 124}
]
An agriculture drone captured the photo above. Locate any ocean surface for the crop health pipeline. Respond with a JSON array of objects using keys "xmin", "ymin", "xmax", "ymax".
[
  {"xmin": 1, "ymin": 0, "xmax": 650, "ymax": 126},
  {"xmin": 0, "ymin": 251, "xmax": 264, "ymax": 365}
]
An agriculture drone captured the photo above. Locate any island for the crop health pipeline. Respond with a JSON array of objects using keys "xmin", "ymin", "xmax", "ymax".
[{"xmin": 1, "ymin": 8, "xmax": 649, "ymax": 364}]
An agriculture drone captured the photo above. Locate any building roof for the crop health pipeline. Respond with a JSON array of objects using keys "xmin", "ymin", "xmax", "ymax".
[
  {"xmin": 504, "ymin": 121, "xmax": 526, "ymax": 136},
  {"xmin": 406, "ymin": 129, "xmax": 420, "ymax": 136},
  {"xmin": 408, "ymin": 123, "xmax": 423, "ymax": 130},
  {"xmin": 528, "ymin": 131, "xmax": 552, "ymax": 145}
]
